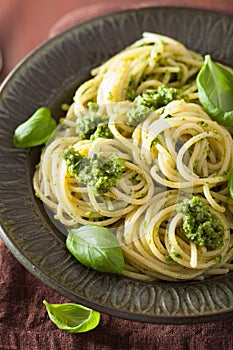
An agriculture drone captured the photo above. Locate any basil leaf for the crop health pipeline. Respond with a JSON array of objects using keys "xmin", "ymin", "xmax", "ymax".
[
  {"xmin": 66, "ymin": 225, "xmax": 124, "ymax": 273},
  {"xmin": 197, "ymin": 55, "xmax": 233, "ymax": 127},
  {"xmin": 228, "ymin": 169, "xmax": 233, "ymax": 199},
  {"xmin": 43, "ymin": 300, "xmax": 100, "ymax": 333},
  {"xmin": 13, "ymin": 107, "xmax": 56, "ymax": 148}
]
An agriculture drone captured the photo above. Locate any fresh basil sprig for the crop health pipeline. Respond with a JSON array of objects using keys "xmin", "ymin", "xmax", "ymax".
[
  {"xmin": 13, "ymin": 107, "xmax": 56, "ymax": 148},
  {"xmin": 66, "ymin": 225, "xmax": 124, "ymax": 273},
  {"xmin": 197, "ymin": 55, "xmax": 233, "ymax": 127},
  {"xmin": 43, "ymin": 300, "xmax": 100, "ymax": 333}
]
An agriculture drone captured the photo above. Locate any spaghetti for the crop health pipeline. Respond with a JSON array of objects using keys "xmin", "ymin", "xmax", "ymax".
[{"xmin": 33, "ymin": 33, "xmax": 233, "ymax": 281}]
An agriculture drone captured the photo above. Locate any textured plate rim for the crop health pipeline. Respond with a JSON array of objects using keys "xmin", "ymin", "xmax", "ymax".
[{"xmin": 0, "ymin": 7, "xmax": 233, "ymax": 324}]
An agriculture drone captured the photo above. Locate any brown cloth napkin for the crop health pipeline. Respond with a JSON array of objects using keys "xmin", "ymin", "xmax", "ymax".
[
  {"xmin": 1, "ymin": 239, "xmax": 233, "ymax": 349},
  {"xmin": 1, "ymin": 2, "xmax": 233, "ymax": 349}
]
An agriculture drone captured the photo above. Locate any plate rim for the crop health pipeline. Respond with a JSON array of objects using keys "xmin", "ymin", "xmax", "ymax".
[{"xmin": 0, "ymin": 6, "xmax": 233, "ymax": 324}]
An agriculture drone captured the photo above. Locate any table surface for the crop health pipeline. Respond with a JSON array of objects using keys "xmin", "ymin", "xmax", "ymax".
[{"xmin": 0, "ymin": 1, "xmax": 233, "ymax": 349}]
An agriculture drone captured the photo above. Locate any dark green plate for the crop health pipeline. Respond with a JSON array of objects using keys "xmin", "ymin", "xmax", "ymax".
[{"xmin": 0, "ymin": 7, "xmax": 233, "ymax": 324}]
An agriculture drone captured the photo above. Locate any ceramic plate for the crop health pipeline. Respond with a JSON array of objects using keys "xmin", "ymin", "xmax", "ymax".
[{"xmin": 0, "ymin": 7, "xmax": 233, "ymax": 324}]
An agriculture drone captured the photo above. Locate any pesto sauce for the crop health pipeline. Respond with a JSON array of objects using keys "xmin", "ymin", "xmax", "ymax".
[
  {"xmin": 126, "ymin": 105, "xmax": 151, "ymax": 127},
  {"xmin": 126, "ymin": 87, "xmax": 178, "ymax": 126},
  {"xmin": 176, "ymin": 196, "xmax": 224, "ymax": 250},
  {"xmin": 134, "ymin": 86, "xmax": 178, "ymax": 110},
  {"xmin": 76, "ymin": 106, "xmax": 111, "ymax": 140},
  {"xmin": 90, "ymin": 123, "xmax": 114, "ymax": 140},
  {"xmin": 63, "ymin": 147, "xmax": 83, "ymax": 178},
  {"xmin": 63, "ymin": 147, "xmax": 125, "ymax": 195}
]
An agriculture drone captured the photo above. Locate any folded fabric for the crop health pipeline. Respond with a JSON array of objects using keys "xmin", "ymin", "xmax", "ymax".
[{"xmin": 1, "ymin": 238, "xmax": 233, "ymax": 349}]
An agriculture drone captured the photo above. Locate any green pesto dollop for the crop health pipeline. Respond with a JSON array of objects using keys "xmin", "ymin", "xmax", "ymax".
[
  {"xmin": 63, "ymin": 147, "xmax": 84, "ymax": 177},
  {"xmin": 135, "ymin": 87, "xmax": 178, "ymax": 110},
  {"xmin": 126, "ymin": 87, "xmax": 178, "ymax": 126},
  {"xmin": 176, "ymin": 196, "xmax": 224, "ymax": 250},
  {"xmin": 90, "ymin": 123, "xmax": 114, "ymax": 140},
  {"xmin": 63, "ymin": 147, "xmax": 125, "ymax": 195},
  {"xmin": 126, "ymin": 104, "xmax": 151, "ymax": 127},
  {"xmin": 76, "ymin": 105, "xmax": 112, "ymax": 140}
]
